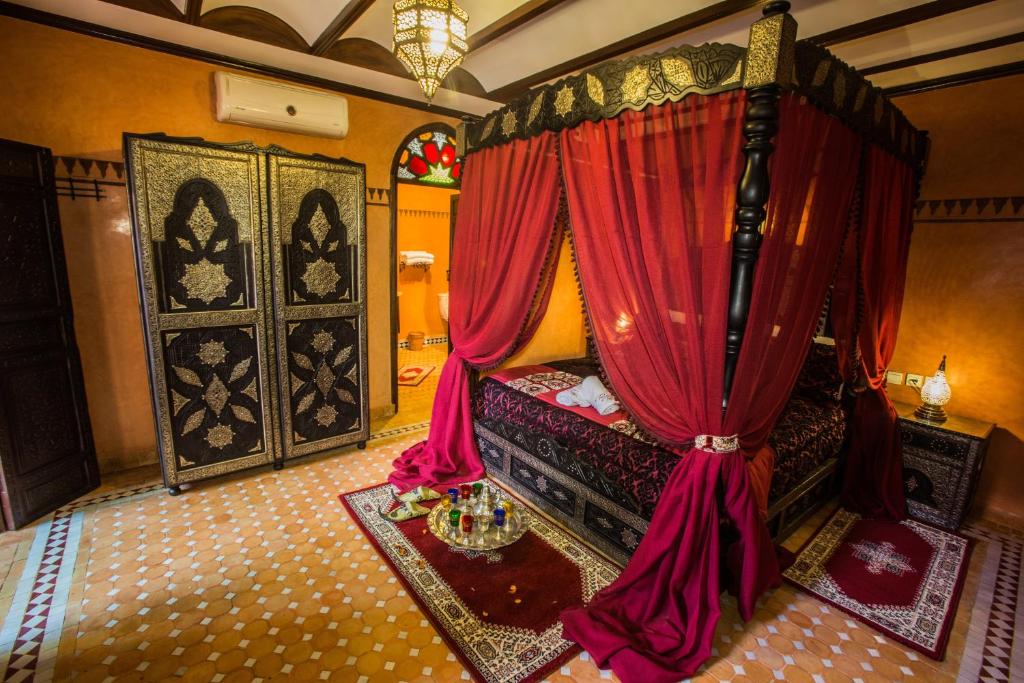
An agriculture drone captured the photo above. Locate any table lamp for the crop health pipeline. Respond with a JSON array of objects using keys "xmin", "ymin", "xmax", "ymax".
[{"xmin": 915, "ymin": 355, "xmax": 951, "ymax": 423}]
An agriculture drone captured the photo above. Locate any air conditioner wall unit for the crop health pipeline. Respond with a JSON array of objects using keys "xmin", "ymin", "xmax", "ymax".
[{"xmin": 213, "ymin": 72, "xmax": 349, "ymax": 139}]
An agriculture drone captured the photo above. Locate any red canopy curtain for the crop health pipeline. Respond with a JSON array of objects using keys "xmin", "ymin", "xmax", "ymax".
[
  {"xmin": 558, "ymin": 92, "xmax": 861, "ymax": 683},
  {"xmin": 836, "ymin": 145, "xmax": 916, "ymax": 520},
  {"xmin": 389, "ymin": 133, "xmax": 563, "ymax": 492}
]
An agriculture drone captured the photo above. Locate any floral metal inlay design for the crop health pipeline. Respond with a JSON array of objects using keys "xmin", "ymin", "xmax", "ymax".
[
  {"xmin": 286, "ymin": 318, "xmax": 362, "ymax": 447},
  {"xmin": 187, "ymin": 197, "xmax": 218, "ymax": 245},
  {"xmin": 163, "ymin": 326, "xmax": 265, "ymax": 470},
  {"xmin": 308, "ymin": 205, "xmax": 332, "ymax": 246},
  {"xmin": 315, "ymin": 404, "xmax": 338, "ymax": 427},
  {"xmin": 179, "ymin": 258, "xmax": 232, "ymax": 305},
  {"xmin": 300, "ymin": 258, "xmax": 341, "ymax": 298},
  {"xmin": 312, "ymin": 330, "xmax": 335, "ymax": 354},
  {"xmin": 197, "ymin": 340, "xmax": 229, "ymax": 367},
  {"xmin": 314, "ymin": 362, "xmax": 335, "ymax": 398},
  {"xmin": 203, "ymin": 375, "xmax": 229, "ymax": 416},
  {"xmin": 205, "ymin": 423, "xmax": 235, "ymax": 449}
]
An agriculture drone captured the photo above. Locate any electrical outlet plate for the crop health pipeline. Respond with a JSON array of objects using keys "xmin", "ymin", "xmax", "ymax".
[
  {"xmin": 906, "ymin": 373, "xmax": 924, "ymax": 389},
  {"xmin": 886, "ymin": 370, "xmax": 904, "ymax": 385}
]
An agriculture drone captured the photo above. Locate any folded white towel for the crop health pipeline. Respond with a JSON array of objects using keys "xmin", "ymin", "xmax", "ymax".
[
  {"xmin": 400, "ymin": 250, "xmax": 434, "ymax": 260},
  {"xmin": 556, "ymin": 375, "xmax": 620, "ymax": 416},
  {"xmin": 405, "ymin": 257, "xmax": 434, "ymax": 266}
]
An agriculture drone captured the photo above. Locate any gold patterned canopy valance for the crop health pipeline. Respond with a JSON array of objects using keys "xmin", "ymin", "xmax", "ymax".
[
  {"xmin": 461, "ymin": 7, "xmax": 927, "ymax": 173},
  {"xmin": 461, "ymin": 42, "xmax": 747, "ymax": 155}
]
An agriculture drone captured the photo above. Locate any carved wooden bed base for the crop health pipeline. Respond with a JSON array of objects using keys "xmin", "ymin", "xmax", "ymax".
[{"xmin": 476, "ymin": 419, "xmax": 841, "ymax": 567}]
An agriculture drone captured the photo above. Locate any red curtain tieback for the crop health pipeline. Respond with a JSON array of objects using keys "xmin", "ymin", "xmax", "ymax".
[{"xmin": 694, "ymin": 434, "xmax": 739, "ymax": 453}]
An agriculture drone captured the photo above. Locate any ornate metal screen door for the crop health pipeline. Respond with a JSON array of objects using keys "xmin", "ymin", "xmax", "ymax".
[
  {"xmin": 267, "ymin": 151, "xmax": 369, "ymax": 460},
  {"xmin": 125, "ymin": 136, "xmax": 279, "ymax": 492}
]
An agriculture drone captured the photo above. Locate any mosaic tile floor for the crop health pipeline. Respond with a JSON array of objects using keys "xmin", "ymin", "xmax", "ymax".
[
  {"xmin": 373, "ymin": 345, "xmax": 448, "ymax": 434},
  {"xmin": 0, "ymin": 430, "xmax": 1020, "ymax": 682}
]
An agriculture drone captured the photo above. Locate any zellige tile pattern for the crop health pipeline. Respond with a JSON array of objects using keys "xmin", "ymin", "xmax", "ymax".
[{"xmin": 0, "ymin": 429, "xmax": 1019, "ymax": 682}]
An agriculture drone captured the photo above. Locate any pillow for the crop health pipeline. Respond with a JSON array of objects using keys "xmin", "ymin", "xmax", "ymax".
[{"xmin": 791, "ymin": 342, "xmax": 844, "ymax": 404}]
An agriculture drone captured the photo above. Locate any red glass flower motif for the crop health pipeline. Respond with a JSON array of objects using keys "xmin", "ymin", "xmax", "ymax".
[
  {"xmin": 423, "ymin": 142, "xmax": 441, "ymax": 165},
  {"xmin": 440, "ymin": 144, "xmax": 455, "ymax": 166},
  {"xmin": 408, "ymin": 156, "xmax": 428, "ymax": 177}
]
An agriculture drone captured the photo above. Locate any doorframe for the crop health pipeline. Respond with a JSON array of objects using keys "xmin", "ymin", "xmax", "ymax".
[{"xmin": 388, "ymin": 122, "xmax": 460, "ymax": 411}]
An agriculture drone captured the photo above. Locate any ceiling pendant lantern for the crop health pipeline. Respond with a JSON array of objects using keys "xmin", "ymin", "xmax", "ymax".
[{"xmin": 393, "ymin": 0, "xmax": 469, "ymax": 101}]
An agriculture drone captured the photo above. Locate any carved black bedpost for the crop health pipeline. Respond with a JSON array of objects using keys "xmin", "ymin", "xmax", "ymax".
[{"xmin": 722, "ymin": 1, "xmax": 797, "ymax": 409}]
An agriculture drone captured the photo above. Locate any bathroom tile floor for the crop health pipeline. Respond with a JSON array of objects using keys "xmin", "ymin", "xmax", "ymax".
[
  {"xmin": 372, "ymin": 345, "xmax": 448, "ymax": 434},
  {"xmin": 0, "ymin": 429, "xmax": 1020, "ymax": 682}
]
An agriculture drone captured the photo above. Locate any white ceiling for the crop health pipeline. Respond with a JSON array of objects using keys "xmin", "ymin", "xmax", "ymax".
[{"xmin": 3, "ymin": 0, "xmax": 1022, "ymax": 115}]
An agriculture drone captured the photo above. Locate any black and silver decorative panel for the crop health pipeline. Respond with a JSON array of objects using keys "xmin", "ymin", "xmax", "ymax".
[
  {"xmin": 162, "ymin": 326, "xmax": 266, "ymax": 471},
  {"xmin": 268, "ymin": 151, "xmax": 368, "ymax": 459},
  {"xmin": 285, "ymin": 317, "xmax": 362, "ymax": 451},
  {"xmin": 900, "ymin": 417, "xmax": 993, "ymax": 530},
  {"xmin": 155, "ymin": 178, "xmax": 253, "ymax": 312},
  {"xmin": 125, "ymin": 135, "xmax": 278, "ymax": 487},
  {"xmin": 284, "ymin": 189, "xmax": 357, "ymax": 305}
]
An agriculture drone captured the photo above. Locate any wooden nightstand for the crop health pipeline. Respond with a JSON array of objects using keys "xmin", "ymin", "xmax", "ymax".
[{"xmin": 893, "ymin": 401, "xmax": 994, "ymax": 530}]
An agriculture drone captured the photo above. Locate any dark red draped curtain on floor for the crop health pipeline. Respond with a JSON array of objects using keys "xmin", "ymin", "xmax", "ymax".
[
  {"xmin": 835, "ymin": 145, "xmax": 916, "ymax": 520},
  {"xmin": 389, "ymin": 133, "xmax": 563, "ymax": 492},
  {"xmin": 558, "ymin": 92, "xmax": 861, "ymax": 683}
]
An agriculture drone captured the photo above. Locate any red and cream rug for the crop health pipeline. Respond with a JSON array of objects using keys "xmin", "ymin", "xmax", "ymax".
[
  {"xmin": 784, "ymin": 507, "xmax": 972, "ymax": 660},
  {"xmin": 339, "ymin": 483, "xmax": 619, "ymax": 683},
  {"xmin": 397, "ymin": 364, "xmax": 436, "ymax": 386}
]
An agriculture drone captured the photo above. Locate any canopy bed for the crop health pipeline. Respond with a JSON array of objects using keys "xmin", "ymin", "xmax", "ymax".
[{"xmin": 389, "ymin": 2, "xmax": 927, "ymax": 681}]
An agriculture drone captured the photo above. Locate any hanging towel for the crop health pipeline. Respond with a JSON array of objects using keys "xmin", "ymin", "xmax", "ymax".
[{"xmin": 401, "ymin": 251, "xmax": 435, "ymax": 266}]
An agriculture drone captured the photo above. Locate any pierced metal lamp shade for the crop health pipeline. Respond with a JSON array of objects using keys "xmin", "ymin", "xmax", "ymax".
[
  {"xmin": 915, "ymin": 355, "xmax": 951, "ymax": 422},
  {"xmin": 393, "ymin": 0, "xmax": 469, "ymax": 101}
]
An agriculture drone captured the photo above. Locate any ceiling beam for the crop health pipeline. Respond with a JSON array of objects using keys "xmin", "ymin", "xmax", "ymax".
[
  {"xmin": 487, "ymin": 0, "xmax": 760, "ymax": 102},
  {"xmin": 883, "ymin": 58, "xmax": 1024, "ymax": 96},
  {"xmin": 860, "ymin": 31, "xmax": 1024, "ymax": 76},
  {"xmin": 809, "ymin": 0, "xmax": 997, "ymax": 47},
  {"xmin": 468, "ymin": 0, "xmax": 571, "ymax": 52},
  {"xmin": 310, "ymin": 0, "xmax": 376, "ymax": 56},
  {"xmin": 184, "ymin": 0, "xmax": 202, "ymax": 25}
]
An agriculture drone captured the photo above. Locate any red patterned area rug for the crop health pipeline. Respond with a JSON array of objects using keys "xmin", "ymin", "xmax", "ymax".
[
  {"xmin": 339, "ymin": 483, "xmax": 619, "ymax": 683},
  {"xmin": 784, "ymin": 507, "xmax": 972, "ymax": 660},
  {"xmin": 397, "ymin": 364, "xmax": 435, "ymax": 386}
]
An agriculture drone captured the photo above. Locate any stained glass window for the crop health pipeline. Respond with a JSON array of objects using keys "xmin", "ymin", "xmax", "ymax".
[{"xmin": 395, "ymin": 127, "xmax": 462, "ymax": 187}]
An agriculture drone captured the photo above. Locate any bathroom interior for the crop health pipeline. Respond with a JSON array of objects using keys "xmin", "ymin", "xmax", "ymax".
[{"xmin": 390, "ymin": 139, "xmax": 458, "ymax": 429}]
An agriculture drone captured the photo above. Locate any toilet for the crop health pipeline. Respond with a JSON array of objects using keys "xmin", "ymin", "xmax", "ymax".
[{"xmin": 438, "ymin": 292, "xmax": 449, "ymax": 323}]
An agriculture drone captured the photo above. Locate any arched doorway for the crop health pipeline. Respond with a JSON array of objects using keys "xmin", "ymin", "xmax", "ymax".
[{"xmin": 385, "ymin": 123, "xmax": 461, "ymax": 429}]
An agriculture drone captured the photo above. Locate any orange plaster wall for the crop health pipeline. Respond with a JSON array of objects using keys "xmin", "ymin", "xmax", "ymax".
[
  {"xmin": 501, "ymin": 238, "xmax": 587, "ymax": 369},
  {"xmin": 887, "ymin": 74, "xmax": 1024, "ymax": 524},
  {"xmin": 0, "ymin": 16, "xmax": 458, "ymax": 473},
  {"xmin": 396, "ymin": 184, "xmax": 456, "ymax": 340}
]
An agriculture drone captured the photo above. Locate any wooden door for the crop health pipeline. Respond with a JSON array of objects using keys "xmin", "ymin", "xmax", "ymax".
[
  {"xmin": 266, "ymin": 150, "xmax": 369, "ymax": 460},
  {"xmin": 0, "ymin": 138, "xmax": 99, "ymax": 528},
  {"xmin": 124, "ymin": 135, "xmax": 279, "ymax": 492}
]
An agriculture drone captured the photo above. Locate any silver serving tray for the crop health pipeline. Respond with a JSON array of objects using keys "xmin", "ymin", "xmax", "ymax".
[{"xmin": 426, "ymin": 486, "xmax": 529, "ymax": 551}]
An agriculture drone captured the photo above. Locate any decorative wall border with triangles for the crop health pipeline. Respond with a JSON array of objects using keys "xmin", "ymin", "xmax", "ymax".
[{"xmin": 915, "ymin": 196, "xmax": 1024, "ymax": 224}]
